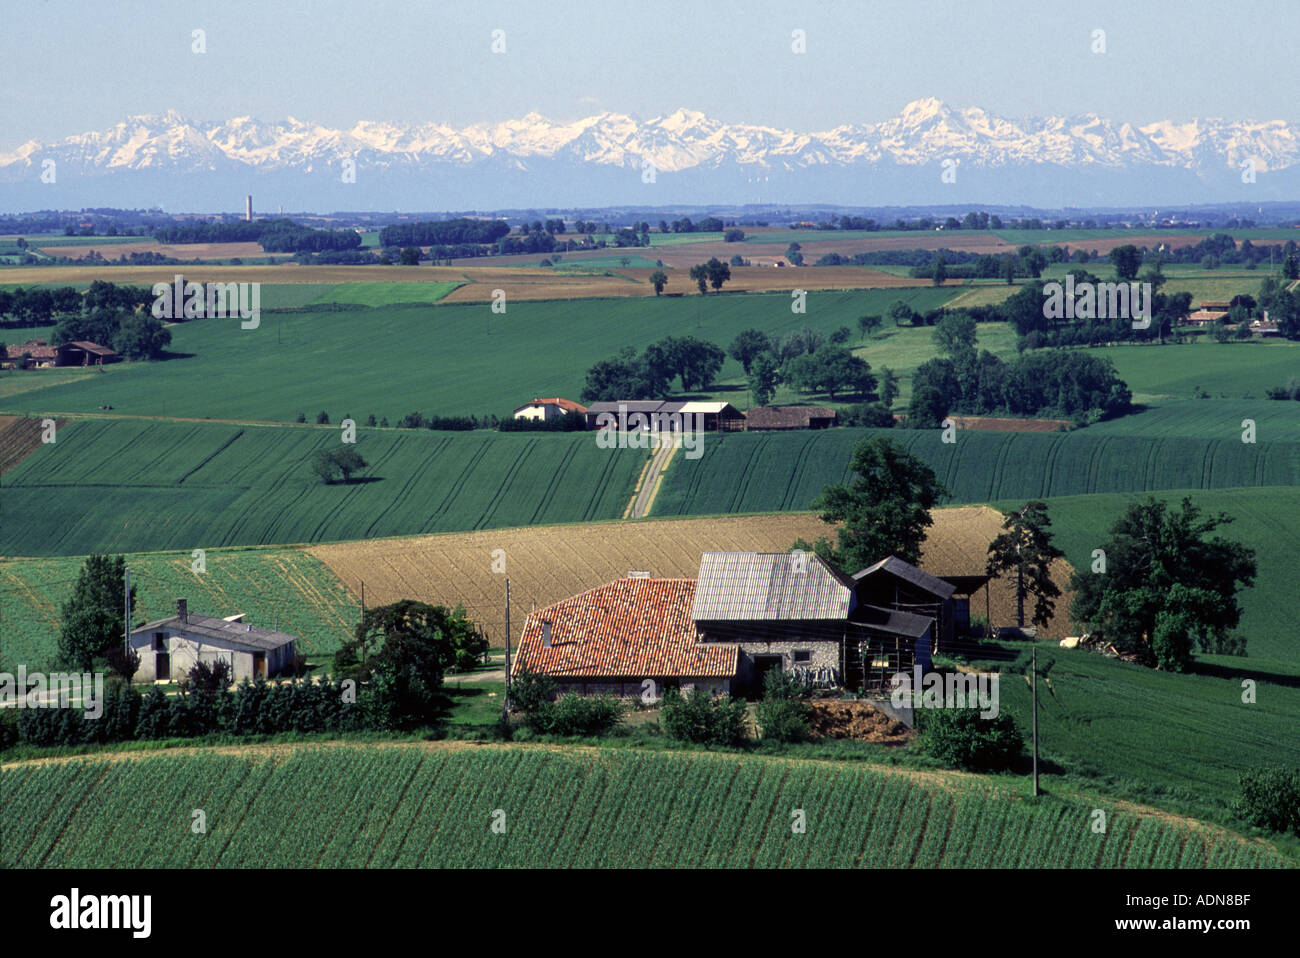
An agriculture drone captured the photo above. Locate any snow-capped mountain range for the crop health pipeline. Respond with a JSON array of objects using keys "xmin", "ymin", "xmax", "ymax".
[{"xmin": 3, "ymin": 98, "xmax": 1298, "ymax": 210}]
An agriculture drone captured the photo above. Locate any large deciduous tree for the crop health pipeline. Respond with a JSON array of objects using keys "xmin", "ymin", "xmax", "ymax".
[
  {"xmin": 801, "ymin": 436, "xmax": 949, "ymax": 572},
  {"xmin": 1068, "ymin": 497, "xmax": 1256, "ymax": 670}
]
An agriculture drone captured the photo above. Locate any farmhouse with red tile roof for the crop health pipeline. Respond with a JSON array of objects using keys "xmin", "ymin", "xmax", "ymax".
[
  {"xmin": 512, "ymin": 397, "xmax": 587, "ymax": 421},
  {"xmin": 514, "ymin": 576, "xmax": 738, "ymax": 697}
]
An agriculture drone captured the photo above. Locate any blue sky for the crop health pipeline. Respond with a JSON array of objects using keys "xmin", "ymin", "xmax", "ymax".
[{"xmin": 2, "ymin": 0, "xmax": 1295, "ymax": 146}]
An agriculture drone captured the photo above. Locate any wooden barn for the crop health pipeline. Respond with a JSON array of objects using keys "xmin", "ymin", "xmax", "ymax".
[
  {"xmin": 851, "ymin": 556, "xmax": 957, "ymax": 655},
  {"xmin": 744, "ymin": 406, "xmax": 837, "ymax": 430},
  {"xmin": 128, "ymin": 599, "xmax": 296, "ymax": 684}
]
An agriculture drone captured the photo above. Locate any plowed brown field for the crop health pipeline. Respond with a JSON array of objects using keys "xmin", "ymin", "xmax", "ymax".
[{"xmin": 308, "ymin": 506, "xmax": 1076, "ymax": 649}]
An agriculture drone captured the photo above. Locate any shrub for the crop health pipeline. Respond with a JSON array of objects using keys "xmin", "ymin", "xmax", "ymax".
[
  {"xmin": 755, "ymin": 669, "xmax": 811, "ymax": 743},
  {"xmin": 509, "ymin": 662, "xmax": 557, "ymax": 715},
  {"xmin": 1233, "ymin": 767, "xmax": 1300, "ymax": 834},
  {"xmin": 660, "ymin": 687, "xmax": 748, "ymax": 747},
  {"xmin": 105, "ymin": 644, "xmax": 141, "ymax": 681},
  {"xmin": 917, "ymin": 707, "xmax": 1023, "ymax": 771},
  {"xmin": 528, "ymin": 694, "xmax": 623, "ymax": 736}
]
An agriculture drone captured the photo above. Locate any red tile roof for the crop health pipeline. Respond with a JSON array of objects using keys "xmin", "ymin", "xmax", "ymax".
[
  {"xmin": 517, "ymin": 397, "xmax": 587, "ymax": 414},
  {"xmin": 4, "ymin": 341, "xmax": 57, "ymax": 360},
  {"xmin": 512, "ymin": 577, "xmax": 737, "ymax": 678},
  {"xmin": 66, "ymin": 341, "xmax": 117, "ymax": 356}
]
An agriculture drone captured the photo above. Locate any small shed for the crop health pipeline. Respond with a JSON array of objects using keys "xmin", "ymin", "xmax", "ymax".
[{"xmin": 128, "ymin": 599, "xmax": 296, "ymax": 683}]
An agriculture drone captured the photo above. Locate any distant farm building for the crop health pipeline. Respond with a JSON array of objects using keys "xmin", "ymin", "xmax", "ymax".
[
  {"xmin": 128, "ymin": 599, "xmax": 296, "ymax": 683},
  {"xmin": 1185, "ymin": 309, "xmax": 1228, "ymax": 327},
  {"xmin": 512, "ymin": 397, "xmax": 587, "ymax": 422},
  {"xmin": 1, "ymin": 339, "xmax": 118, "ymax": 370},
  {"xmin": 745, "ymin": 406, "xmax": 837, "ymax": 430},
  {"xmin": 514, "ymin": 552, "xmax": 970, "ymax": 698},
  {"xmin": 584, "ymin": 400, "xmax": 745, "ymax": 431}
]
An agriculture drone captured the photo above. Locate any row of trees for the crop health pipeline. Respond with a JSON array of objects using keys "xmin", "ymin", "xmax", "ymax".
[
  {"xmin": 581, "ymin": 336, "xmax": 727, "ymax": 402},
  {"xmin": 910, "ymin": 344, "xmax": 1132, "ymax": 425}
]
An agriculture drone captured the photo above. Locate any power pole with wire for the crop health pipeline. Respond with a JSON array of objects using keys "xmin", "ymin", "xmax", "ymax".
[
  {"xmin": 1031, "ymin": 645, "xmax": 1039, "ymax": 797},
  {"xmin": 123, "ymin": 565, "xmax": 131, "ymax": 652},
  {"xmin": 502, "ymin": 577, "xmax": 511, "ymax": 717}
]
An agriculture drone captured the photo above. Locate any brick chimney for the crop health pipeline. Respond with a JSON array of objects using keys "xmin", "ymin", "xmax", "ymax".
[{"xmin": 177, "ymin": 598, "xmax": 188, "ymax": 624}]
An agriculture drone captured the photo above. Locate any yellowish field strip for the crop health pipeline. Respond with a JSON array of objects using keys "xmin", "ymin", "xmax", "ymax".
[{"xmin": 308, "ymin": 507, "xmax": 1077, "ymax": 649}]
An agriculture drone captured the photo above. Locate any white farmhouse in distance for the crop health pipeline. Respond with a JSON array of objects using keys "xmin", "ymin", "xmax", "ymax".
[{"xmin": 512, "ymin": 397, "xmax": 587, "ymax": 422}]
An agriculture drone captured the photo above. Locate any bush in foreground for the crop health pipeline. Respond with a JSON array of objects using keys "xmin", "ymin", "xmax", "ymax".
[
  {"xmin": 755, "ymin": 670, "xmax": 811, "ymax": 744},
  {"xmin": 1233, "ymin": 766, "xmax": 1300, "ymax": 834},
  {"xmin": 527, "ymin": 694, "xmax": 623, "ymax": 737},
  {"xmin": 660, "ymin": 687, "xmax": 748, "ymax": 747},
  {"xmin": 917, "ymin": 707, "xmax": 1023, "ymax": 772}
]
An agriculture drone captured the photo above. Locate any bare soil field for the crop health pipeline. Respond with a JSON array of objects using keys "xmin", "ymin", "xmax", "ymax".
[
  {"xmin": 308, "ymin": 506, "xmax": 1077, "ymax": 649},
  {"xmin": 0, "ymin": 415, "xmax": 54, "ymax": 474},
  {"xmin": 35, "ymin": 241, "xmax": 284, "ymax": 261},
  {"xmin": 946, "ymin": 415, "xmax": 1072, "ymax": 432},
  {"xmin": 0, "ymin": 264, "xmax": 478, "ymax": 286}
]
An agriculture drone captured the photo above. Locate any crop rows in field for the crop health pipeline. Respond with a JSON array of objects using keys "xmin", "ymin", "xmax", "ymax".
[
  {"xmin": 990, "ymin": 641, "xmax": 1300, "ymax": 820},
  {"xmin": 0, "ymin": 547, "xmax": 357, "ymax": 670},
  {"xmin": 1, "ymin": 743, "xmax": 1287, "ymax": 868},
  {"xmin": 652, "ymin": 428, "xmax": 1300, "ymax": 517},
  {"xmin": 0, "ymin": 419, "xmax": 647, "ymax": 557}
]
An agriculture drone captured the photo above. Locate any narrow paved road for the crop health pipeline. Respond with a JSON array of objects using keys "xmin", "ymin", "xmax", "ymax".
[{"xmin": 628, "ymin": 435, "xmax": 678, "ymax": 518}]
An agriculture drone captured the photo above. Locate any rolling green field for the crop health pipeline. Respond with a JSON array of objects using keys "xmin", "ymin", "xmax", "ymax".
[
  {"xmin": 990, "ymin": 642, "xmax": 1300, "ymax": 825},
  {"xmin": 1, "ymin": 742, "xmax": 1287, "ymax": 868},
  {"xmin": 0, "ymin": 288, "xmax": 961, "ymax": 422},
  {"xmin": 1010, "ymin": 486, "xmax": 1300, "ymax": 667},
  {"xmin": 0, "ymin": 547, "xmax": 357, "ymax": 670},
  {"xmin": 1080, "ymin": 340, "xmax": 1300, "ymax": 402},
  {"xmin": 304, "ymin": 281, "xmax": 463, "ymax": 307},
  {"xmin": 0, "ymin": 419, "xmax": 647, "ymax": 556},
  {"xmin": 652, "ymin": 428, "xmax": 1300, "ymax": 517}
]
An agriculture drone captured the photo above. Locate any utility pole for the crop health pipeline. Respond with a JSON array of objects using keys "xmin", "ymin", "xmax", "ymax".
[
  {"xmin": 360, "ymin": 579, "xmax": 365, "ymax": 614},
  {"xmin": 1031, "ymin": 645, "xmax": 1039, "ymax": 797},
  {"xmin": 123, "ymin": 565, "xmax": 131, "ymax": 652},
  {"xmin": 502, "ymin": 578, "xmax": 511, "ymax": 717}
]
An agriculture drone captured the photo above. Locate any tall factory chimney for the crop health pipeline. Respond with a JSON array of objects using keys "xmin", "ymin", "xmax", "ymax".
[{"xmin": 245, "ymin": 195, "xmax": 253, "ymax": 221}]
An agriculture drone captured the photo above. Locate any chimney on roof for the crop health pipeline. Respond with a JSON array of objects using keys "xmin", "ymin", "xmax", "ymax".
[
  {"xmin": 177, "ymin": 598, "xmax": 187, "ymax": 624},
  {"xmin": 542, "ymin": 620, "xmax": 552, "ymax": 649},
  {"xmin": 628, "ymin": 570, "xmax": 651, "ymax": 578}
]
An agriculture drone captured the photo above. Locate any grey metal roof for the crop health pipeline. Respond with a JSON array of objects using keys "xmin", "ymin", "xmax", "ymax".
[
  {"xmin": 852, "ymin": 556, "xmax": 957, "ymax": 599},
  {"xmin": 131, "ymin": 613, "xmax": 296, "ymax": 651},
  {"xmin": 585, "ymin": 400, "xmax": 666, "ymax": 415},
  {"xmin": 692, "ymin": 552, "xmax": 855, "ymax": 621},
  {"xmin": 850, "ymin": 604, "xmax": 934, "ymax": 639}
]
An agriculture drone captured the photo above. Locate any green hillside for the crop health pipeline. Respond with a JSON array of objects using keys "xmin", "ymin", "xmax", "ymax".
[
  {"xmin": 652, "ymin": 428, "xmax": 1300, "ymax": 516},
  {"xmin": 0, "ymin": 743, "xmax": 1288, "ymax": 868},
  {"xmin": 1012, "ymin": 486, "xmax": 1300, "ymax": 666},
  {"xmin": 0, "ymin": 419, "xmax": 647, "ymax": 556}
]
